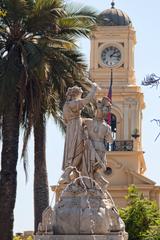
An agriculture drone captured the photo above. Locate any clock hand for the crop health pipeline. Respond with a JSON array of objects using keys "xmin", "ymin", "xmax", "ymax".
[{"xmin": 110, "ymin": 51, "xmax": 116, "ymax": 58}]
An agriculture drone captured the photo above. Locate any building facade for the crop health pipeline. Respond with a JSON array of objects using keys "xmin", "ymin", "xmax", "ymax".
[{"xmin": 90, "ymin": 2, "xmax": 160, "ymax": 207}]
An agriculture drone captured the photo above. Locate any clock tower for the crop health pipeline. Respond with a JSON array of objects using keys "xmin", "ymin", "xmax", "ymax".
[{"xmin": 90, "ymin": 2, "xmax": 160, "ymax": 207}]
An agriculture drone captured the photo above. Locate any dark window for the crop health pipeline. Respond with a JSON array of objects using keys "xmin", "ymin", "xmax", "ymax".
[
  {"xmin": 111, "ymin": 113, "xmax": 117, "ymax": 140},
  {"xmin": 111, "ymin": 114, "xmax": 116, "ymax": 132}
]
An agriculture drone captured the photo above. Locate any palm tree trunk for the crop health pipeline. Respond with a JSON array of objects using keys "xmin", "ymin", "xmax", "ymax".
[
  {"xmin": 34, "ymin": 113, "xmax": 49, "ymax": 232},
  {"xmin": 0, "ymin": 98, "xmax": 19, "ymax": 240}
]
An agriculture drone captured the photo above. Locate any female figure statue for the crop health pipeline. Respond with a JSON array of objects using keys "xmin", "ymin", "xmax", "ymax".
[{"xmin": 60, "ymin": 83, "xmax": 98, "ymax": 183}]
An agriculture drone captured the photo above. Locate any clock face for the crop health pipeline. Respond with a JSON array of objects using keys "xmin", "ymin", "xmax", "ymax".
[{"xmin": 101, "ymin": 46, "xmax": 122, "ymax": 67}]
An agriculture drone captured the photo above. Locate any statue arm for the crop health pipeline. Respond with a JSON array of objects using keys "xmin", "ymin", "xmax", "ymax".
[{"xmin": 79, "ymin": 83, "xmax": 98, "ymax": 109}]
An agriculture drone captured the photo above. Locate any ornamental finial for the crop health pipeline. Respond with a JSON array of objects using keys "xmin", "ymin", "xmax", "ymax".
[{"xmin": 111, "ymin": 0, "xmax": 115, "ymax": 8}]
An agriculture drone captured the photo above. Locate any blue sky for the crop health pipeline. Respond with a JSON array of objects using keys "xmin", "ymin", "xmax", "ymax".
[{"xmin": 13, "ymin": 0, "xmax": 160, "ymax": 233}]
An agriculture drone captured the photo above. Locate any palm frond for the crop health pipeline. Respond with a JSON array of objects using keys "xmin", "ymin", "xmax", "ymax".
[
  {"xmin": 59, "ymin": 3, "xmax": 97, "ymax": 38},
  {"xmin": 59, "ymin": 24, "xmax": 92, "ymax": 38},
  {"xmin": 27, "ymin": 0, "xmax": 64, "ymax": 33},
  {"xmin": 47, "ymin": 90, "xmax": 65, "ymax": 133},
  {"xmin": 34, "ymin": 0, "xmax": 63, "ymax": 12},
  {"xmin": 1, "ymin": 0, "xmax": 31, "ymax": 22},
  {"xmin": 26, "ymin": 0, "xmax": 34, "ymax": 9},
  {"xmin": 21, "ymin": 40, "xmax": 44, "ymax": 69},
  {"xmin": 64, "ymin": 3, "xmax": 97, "ymax": 19},
  {"xmin": 45, "ymin": 47, "xmax": 91, "ymax": 109},
  {"xmin": 43, "ymin": 36, "xmax": 77, "ymax": 49},
  {"xmin": 52, "ymin": 112, "xmax": 65, "ymax": 134},
  {"xmin": 21, "ymin": 118, "xmax": 33, "ymax": 182}
]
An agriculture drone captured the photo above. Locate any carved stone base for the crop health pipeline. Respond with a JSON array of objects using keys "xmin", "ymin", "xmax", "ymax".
[
  {"xmin": 35, "ymin": 232, "xmax": 128, "ymax": 240},
  {"xmin": 37, "ymin": 178, "xmax": 128, "ymax": 240}
]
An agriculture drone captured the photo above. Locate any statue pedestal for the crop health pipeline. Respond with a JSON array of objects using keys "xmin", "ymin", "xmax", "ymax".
[
  {"xmin": 35, "ymin": 232, "xmax": 128, "ymax": 240},
  {"xmin": 36, "ymin": 178, "xmax": 128, "ymax": 240}
]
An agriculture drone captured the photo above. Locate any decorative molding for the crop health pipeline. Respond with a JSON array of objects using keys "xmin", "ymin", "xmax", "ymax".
[{"xmin": 109, "ymin": 158, "xmax": 123, "ymax": 169}]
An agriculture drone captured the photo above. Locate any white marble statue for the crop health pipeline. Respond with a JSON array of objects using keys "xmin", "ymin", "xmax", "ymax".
[
  {"xmin": 59, "ymin": 83, "xmax": 114, "ymax": 188},
  {"xmin": 36, "ymin": 86, "xmax": 128, "ymax": 240},
  {"xmin": 59, "ymin": 83, "xmax": 98, "ymax": 184},
  {"xmin": 82, "ymin": 97, "xmax": 113, "ymax": 188}
]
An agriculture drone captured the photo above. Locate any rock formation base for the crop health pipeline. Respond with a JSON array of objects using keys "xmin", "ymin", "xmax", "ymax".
[{"xmin": 36, "ymin": 177, "xmax": 128, "ymax": 240}]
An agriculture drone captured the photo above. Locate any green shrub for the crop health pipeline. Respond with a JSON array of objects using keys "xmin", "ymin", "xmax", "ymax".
[{"xmin": 119, "ymin": 185, "xmax": 160, "ymax": 240}]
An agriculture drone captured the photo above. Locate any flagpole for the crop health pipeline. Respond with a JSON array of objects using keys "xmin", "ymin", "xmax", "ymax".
[
  {"xmin": 111, "ymin": 68, "xmax": 113, "ymax": 91},
  {"xmin": 107, "ymin": 68, "xmax": 113, "ymax": 125}
]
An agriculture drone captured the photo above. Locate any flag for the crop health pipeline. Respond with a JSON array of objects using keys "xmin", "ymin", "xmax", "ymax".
[{"xmin": 107, "ymin": 69, "xmax": 113, "ymax": 125}]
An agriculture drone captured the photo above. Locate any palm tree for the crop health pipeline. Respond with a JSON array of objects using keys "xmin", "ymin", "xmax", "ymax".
[{"xmin": 0, "ymin": 0, "xmax": 96, "ymax": 239}]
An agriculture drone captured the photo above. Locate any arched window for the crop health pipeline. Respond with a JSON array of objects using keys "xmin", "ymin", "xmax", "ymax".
[{"xmin": 111, "ymin": 113, "xmax": 117, "ymax": 140}]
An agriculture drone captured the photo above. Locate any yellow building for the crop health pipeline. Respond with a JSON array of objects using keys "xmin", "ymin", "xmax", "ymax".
[{"xmin": 90, "ymin": 1, "xmax": 160, "ymax": 207}]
